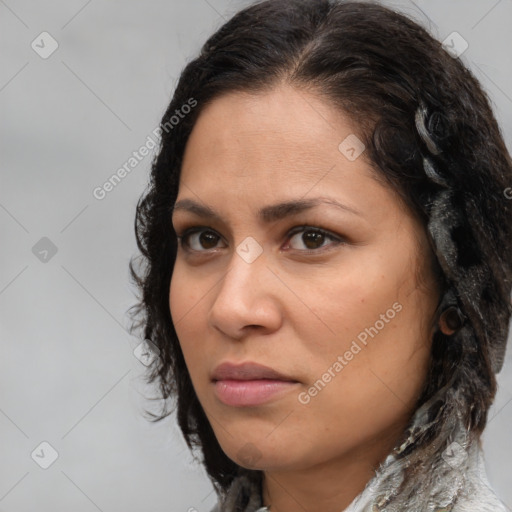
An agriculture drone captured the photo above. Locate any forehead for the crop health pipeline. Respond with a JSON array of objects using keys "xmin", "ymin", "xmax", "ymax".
[
  {"xmin": 174, "ymin": 86, "xmax": 429, "ymax": 267},
  {"xmin": 177, "ymin": 84, "xmax": 415, "ymax": 232},
  {"xmin": 181, "ymin": 85, "xmax": 373, "ymax": 188}
]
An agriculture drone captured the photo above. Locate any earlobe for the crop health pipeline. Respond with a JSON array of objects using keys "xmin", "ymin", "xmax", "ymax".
[
  {"xmin": 438, "ymin": 305, "xmax": 465, "ymax": 335},
  {"xmin": 431, "ymin": 288, "xmax": 466, "ymax": 337}
]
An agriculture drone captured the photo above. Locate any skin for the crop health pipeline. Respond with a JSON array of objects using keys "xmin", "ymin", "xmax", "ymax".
[{"xmin": 169, "ymin": 83, "xmax": 441, "ymax": 512}]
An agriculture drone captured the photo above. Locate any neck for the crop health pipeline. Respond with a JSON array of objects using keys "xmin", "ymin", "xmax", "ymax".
[{"xmin": 261, "ymin": 428, "xmax": 401, "ymax": 512}]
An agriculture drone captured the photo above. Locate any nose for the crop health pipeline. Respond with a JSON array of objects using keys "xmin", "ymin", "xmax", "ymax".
[{"xmin": 208, "ymin": 247, "xmax": 283, "ymax": 340}]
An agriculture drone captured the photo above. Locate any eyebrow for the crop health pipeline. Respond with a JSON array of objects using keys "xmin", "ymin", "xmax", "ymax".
[{"xmin": 172, "ymin": 197, "xmax": 362, "ymax": 224}]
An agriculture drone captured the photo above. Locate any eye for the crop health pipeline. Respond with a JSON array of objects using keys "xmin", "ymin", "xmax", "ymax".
[
  {"xmin": 177, "ymin": 228, "xmax": 227, "ymax": 252},
  {"xmin": 176, "ymin": 225, "xmax": 344, "ymax": 255},
  {"xmin": 285, "ymin": 226, "xmax": 343, "ymax": 251}
]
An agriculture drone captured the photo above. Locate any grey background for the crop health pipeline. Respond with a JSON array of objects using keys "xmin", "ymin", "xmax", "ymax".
[{"xmin": 1, "ymin": 0, "xmax": 511, "ymax": 511}]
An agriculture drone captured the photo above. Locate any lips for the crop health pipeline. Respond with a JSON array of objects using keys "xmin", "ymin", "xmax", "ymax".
[
  {"xmin": 211, "ymin": 361, "xmax": 299, "ymax": 407},
  {"xmin": 211, "ymin": 361, "xmax": 297, "ymax": 382}
]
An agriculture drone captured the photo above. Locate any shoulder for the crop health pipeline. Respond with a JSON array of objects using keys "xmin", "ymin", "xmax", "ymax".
[
  {"xmin": 453, "ymin": 487, "xmax": 507, "ymax": 512},
  {"xmin": 452, "ymin": 445, "xmax": 507, "ymax": 512}
]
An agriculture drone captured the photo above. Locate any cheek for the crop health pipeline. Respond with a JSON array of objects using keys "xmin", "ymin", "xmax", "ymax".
[
  {"xmin": 169, "ymin": 260, "xmax": 208, "ymax": 329},
  {"xmin": 169, "ymin": 268, "xmax": 189, "ymax": 328},
  {"xmin": 285, "ymin": 255, "xmax": 401, "ymax": 355},
  {"xmin": 169, "ymin": 265, "xmax": 209, "ymax": 372},
  {"xmin": 290, "ymin": 253, "xmax": 432, "ymax": 433}
]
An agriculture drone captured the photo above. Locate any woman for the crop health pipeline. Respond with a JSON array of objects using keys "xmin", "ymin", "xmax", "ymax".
[{"xmin": 130, "ymin": 1, "xmax": 512, "ymax": 510}]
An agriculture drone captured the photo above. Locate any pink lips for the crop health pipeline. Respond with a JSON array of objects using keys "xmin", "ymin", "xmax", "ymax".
[{"xmin": 211, "ymin": 362, "xmax": 299, "ymax": 407}]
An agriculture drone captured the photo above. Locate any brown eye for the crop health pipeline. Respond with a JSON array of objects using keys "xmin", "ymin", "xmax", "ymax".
[
  {"xmin": 302, "ymin": 230, "xmax": 326, "ymax": 249},
  {"xmin": 287, "ymin": 227, "xmax": 341, "ymax": 251},
  {"xmin": 197, "ymin": 231, "xmax": 220, "ymax": 249},
  {"xmin": 179, "ymin": 229, "xmax": 227, "ymax": 251}
]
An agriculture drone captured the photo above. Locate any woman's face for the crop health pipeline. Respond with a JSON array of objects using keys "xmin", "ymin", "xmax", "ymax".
[{"xmin": 170, "ymin": 84, "xmax": 440, "ymax": 473}]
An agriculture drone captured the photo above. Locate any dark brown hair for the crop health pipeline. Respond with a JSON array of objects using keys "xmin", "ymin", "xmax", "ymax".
[{"xmin": 130, "ymin": 0, "xmax": 512, "ymax": 498}]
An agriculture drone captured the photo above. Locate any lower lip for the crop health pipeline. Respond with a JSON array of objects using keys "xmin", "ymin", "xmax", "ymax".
[{"xmin": 213, "ymin": 379, "xmax": 299, "ymax": 407}]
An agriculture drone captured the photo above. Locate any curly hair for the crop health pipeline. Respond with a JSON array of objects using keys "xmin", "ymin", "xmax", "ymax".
[{"xmin": 129, "ymin": 0, "xmax": 512, "ymax": 503}]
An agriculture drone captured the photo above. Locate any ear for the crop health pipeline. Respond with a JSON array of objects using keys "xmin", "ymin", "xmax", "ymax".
[{"xmin": 438, "ymin": 306, "xmax": 465, "ymax": 335}]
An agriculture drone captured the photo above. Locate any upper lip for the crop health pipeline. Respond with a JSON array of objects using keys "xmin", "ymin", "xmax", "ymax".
[{"xmin": 211, "ymin": 361, "xmax": 297, "ymax": 382}]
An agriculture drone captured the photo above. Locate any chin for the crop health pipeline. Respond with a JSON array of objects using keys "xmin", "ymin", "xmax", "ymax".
[{"xmin": 222, "ymin": 438, "xmax": 301, "ymax": 472}]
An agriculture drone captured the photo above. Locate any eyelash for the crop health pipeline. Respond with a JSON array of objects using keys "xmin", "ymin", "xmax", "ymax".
[{"xmin": 175, "ymin": 225, "xmax": 344, "ymax": 254}]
